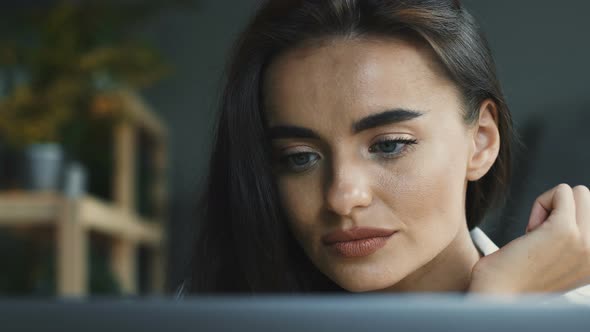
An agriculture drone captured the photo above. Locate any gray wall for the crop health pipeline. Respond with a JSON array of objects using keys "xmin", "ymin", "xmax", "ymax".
[
  {"xmin": 466, "ymin": 0, "xmax": 590, "ymax": 124},
  {"xmin": 139, "ymin": 0, "xmax": 590, "ymax": 289}
]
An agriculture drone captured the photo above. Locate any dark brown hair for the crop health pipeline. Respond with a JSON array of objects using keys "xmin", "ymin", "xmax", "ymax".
[{"xmin": 189, "ymin": 0, "xmax": 513, "ymax": 293}]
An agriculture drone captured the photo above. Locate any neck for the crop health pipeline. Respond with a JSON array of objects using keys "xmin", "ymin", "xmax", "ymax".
[{"xmin": 382, "ymin": 223, "xmax": 482, "ymax": 293}]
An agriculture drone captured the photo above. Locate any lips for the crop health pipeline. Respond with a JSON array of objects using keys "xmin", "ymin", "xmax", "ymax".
[
  {"xmin": 321, "ymin": 227, "xmax": 397, "ymax": 258},
  {"xmin": 321, "ymin": 227, "xmax": 397, "ymax": 244}
]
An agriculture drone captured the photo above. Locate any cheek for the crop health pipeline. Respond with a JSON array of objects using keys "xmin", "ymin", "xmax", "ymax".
[
  {"xmin": 277, "ymin": 177, "xmax": 322, "ymax": 242},
  {"xmin": 376, "ymin": 139, "xmax": 468, "ymax": 233}
]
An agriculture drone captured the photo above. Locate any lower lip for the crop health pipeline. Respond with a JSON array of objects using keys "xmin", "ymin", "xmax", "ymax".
[{"xmin": 328, "ymin": 234, "xmax": 395, "ymax": 258}]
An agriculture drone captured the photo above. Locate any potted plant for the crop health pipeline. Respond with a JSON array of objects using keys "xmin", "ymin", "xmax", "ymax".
[
  {"xmin": 0, "ymin": 1, "xmax": 176, "ymax": 193},
  {"xmin": 0, "ymin": 68, "xmax": 74, "ymax": 191}
]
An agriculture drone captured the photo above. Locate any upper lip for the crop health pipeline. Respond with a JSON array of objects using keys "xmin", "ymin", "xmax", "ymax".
[{"xmin": 321, "ymin": 227, "xmax": 397, "ymax": 245}]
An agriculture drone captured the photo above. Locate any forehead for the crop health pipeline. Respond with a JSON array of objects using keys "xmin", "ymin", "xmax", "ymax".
[{"xmin": 263, "ymin": 36, "xmax": 460, "ymax": 127}]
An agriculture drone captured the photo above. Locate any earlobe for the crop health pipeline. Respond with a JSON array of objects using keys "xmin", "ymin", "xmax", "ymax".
[{"xmin": 466, "ymin": 99, "xmax": 501, "ymax": 182}]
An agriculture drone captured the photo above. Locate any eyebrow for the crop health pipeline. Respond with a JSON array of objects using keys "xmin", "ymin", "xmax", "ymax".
[{"xmin": 267, "ymin": 108, "xmax": 424, "ymax": 140}]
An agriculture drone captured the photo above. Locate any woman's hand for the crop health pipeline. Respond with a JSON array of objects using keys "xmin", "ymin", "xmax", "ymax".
[{"xmin": 468, "ymin": 184, "xmax": 590, "ymax": 294}]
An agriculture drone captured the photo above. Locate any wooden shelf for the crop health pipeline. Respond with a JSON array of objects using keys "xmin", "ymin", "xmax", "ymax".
[
  {"xmin": 110, "ymin": 89, "xmax": 168, "ymax": 141},
  {"xmin": 0, "ymin": 193, "xmax": 162, "ymax": 245},
  {"xmin": 0, "ymin": 193, "xmax": 60, "ymax": 225},
  {"xmin": 0, "ymin": 192, "xmax": 164, "ymax": 296},
  {"xmin": 0, "ymin": 88, "xmax": 168, "ymax": 297},
  {"xmin": 79, "ymin": 196, "xmax": 162, "ymax": 246}
]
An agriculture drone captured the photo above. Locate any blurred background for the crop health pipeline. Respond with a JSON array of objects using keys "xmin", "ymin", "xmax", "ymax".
[{"xmin": 0, "ymin": 0, "xmax": 588, "ymax": 297}]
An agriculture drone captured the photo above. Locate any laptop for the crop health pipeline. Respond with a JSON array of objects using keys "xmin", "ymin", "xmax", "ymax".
[{"xmin": 0, "ymin": 294, "xmax": 589, "ymax": 332}]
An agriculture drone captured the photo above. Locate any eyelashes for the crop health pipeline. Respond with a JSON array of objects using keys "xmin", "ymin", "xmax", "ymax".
[
  {"xmin": 369, "ymin": 138, "xmax": 418, "ymax": 158},
  {"xmin": 276, "ymin": 138, "xmax": 418, "ymax": 174}
]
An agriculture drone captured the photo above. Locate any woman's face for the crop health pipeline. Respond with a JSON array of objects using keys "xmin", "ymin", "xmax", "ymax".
[{"xmin": 263, "ymin": 37, "xmax": 488, "ymax": 292}]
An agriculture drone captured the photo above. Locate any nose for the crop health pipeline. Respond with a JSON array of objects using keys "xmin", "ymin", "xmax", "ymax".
[{"xmin": 325, "ymin": 161, "xmax": 372, "ymax": 217}]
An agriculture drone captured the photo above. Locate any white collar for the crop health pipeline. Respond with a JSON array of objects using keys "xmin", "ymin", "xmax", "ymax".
[{"xmin": 469, "ymin": 226, "xmax": 499, "ymax": 256}]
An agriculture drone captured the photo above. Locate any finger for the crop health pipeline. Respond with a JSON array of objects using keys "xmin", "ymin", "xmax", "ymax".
[
  {"xmin": 573, "ymin": 185, "xmax": 590, "ymax": 235},
  {"xmin": 526, "ymin": 200, "xmax": 548, "ymax": 233},
  {"xmin": 527, "ymin": 184, "xmax": 576, "ymax": 232}
]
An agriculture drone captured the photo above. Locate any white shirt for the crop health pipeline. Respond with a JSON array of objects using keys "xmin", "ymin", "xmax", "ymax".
[{"xmin": 470, "ymin": 227, "xmax": 590, "ymax": 303}]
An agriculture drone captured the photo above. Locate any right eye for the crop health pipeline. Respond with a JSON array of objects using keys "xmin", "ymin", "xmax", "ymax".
[{"xmin": 280, "ymin": 152, "xmax": 320, "ymax": 173}]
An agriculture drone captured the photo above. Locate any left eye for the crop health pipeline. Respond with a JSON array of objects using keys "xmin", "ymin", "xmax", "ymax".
[
  {"xmin": 279, "ymin": 152, "xmax": 320, "ymax": 173},
  {"xmin": 369, "ymin": 139, "xmax": 416, "ymax": 157}
]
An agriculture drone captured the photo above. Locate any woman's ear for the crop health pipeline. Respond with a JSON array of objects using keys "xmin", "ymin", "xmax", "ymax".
[{"xmin": 466, "ymin": 99, "xmax": 500, "ymax": 181}]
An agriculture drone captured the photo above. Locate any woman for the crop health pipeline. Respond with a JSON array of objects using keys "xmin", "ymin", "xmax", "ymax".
[{"xmin": 185, "ymin": 0, "xmax": 590, "ymax": 296}]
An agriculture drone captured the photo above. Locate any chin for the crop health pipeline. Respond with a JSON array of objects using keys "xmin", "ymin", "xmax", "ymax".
[
  {"xmin": 334, "ymin": 276, "xmax": 399, "ymax": 293},
  {"xmin": 326, "ymin": 267, "xmax": 407, "ymax": 293}
]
